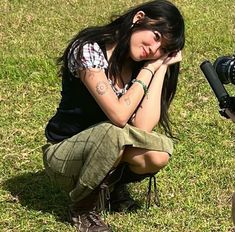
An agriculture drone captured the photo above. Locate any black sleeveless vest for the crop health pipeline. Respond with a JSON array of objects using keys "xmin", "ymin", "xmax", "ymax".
[{"xmin": 45, "ymin": 43, "xmax": 108, "ymax": 142}]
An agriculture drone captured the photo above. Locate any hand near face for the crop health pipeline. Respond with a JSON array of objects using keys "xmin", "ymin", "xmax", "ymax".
[
  {"xmin": 145, "ymin": 50, "xmax": 182, "ymax": 73},
  {"xmin": 163, "ymin": 50, "xmax": 182, "ymax": 66}
]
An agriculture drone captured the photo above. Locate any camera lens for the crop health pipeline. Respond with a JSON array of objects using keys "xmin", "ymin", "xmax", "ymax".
[{"xmin": 213, "ymin": 56, "xmax": 235, "ymax": 84}]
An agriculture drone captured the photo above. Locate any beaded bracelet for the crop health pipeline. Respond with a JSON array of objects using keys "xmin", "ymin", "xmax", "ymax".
[
  {"xmin": 132, "ymin": 79, "xmax": 148, "ymax": 95},
  {"xmin": 142, "ymin": 67, "xmax": 154, "ymax": 77}
]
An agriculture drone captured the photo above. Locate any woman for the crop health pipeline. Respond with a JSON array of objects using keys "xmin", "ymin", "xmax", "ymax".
[{"xmin": 42, "ymin": 0, "xmax": 185, "ymax": 231}]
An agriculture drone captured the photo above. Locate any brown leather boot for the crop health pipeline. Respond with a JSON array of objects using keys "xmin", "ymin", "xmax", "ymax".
[{"xmin": 69, "ymin": 186, "xmax": 112, "ymax": 232}]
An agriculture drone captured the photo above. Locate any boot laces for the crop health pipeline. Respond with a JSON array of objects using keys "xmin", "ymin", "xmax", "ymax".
[
  {"xmin": 146, "ymin": 174, "xmax": 160, "ymax": 209},
  {"xmin": 70, "ymin": 209, "xmax": 107, "ymax": 229},
  {"xmin": 98, "ymin": 183, "xmax": 111, "ymax": 212},
  {"xmin": 86, "ymin": 210, "xmax": 105, "ymax": 227}
]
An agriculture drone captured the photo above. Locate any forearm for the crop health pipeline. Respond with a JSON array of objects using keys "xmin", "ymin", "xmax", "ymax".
[
  {"xmin": 82, "ymin": 67, "xmax": 155, "ymax": 127},
  {"xmin": 115, "ymin": 68, "xmax": 155, "ymax": 124},
  {"xmin": 130, "ymin": 65, "xmax": 167, "ymax": 131}
]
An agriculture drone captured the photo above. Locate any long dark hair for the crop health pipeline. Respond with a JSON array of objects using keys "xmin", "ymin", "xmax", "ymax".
[{"xmin": 58, "ymin": 0, "xmax": 185, "ymax": 137}]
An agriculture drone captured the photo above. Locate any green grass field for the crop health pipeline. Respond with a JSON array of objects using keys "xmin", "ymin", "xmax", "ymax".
[{"xmin": 0, "ymin": 0, "xmax": 234, "ymax": 231}]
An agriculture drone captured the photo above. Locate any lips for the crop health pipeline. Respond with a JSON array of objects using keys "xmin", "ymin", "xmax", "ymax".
[{"xmin": 142, "ymin": 47, "xmax": 149, "ymax": 58}]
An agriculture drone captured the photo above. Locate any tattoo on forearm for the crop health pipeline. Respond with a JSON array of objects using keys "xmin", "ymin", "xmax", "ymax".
[
  {"xmin": 124, "ymin": 97, "xmax": 131, "ymax": 106},
  {"xmin": 96, "ymin": 81, "xmax": 108, "ymax": 95}
]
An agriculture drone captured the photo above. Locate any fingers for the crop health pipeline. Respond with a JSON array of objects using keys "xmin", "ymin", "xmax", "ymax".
[
  {"xmin": 145, "ymin": 58, "xmax": 165, "ymax": 72},
  {"xmin": 163, "ymin": 50, "xmax": 182, "ymax": 65},
  {"xmin": 145, "ymin": 50, "xmax": 182, "ymax": 71}
]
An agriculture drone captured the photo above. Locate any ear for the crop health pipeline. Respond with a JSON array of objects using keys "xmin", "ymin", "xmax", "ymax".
[{"xmin": 133, "ymin": 11, "xmax": 145, "ymax": 23}]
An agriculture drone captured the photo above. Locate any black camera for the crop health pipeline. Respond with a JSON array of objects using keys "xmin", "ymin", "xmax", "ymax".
[
  {"xmin": 213, "ymin": 56, "xmax": 235, "ymax": 85},
  {"xmin": 200, "ymin": 55, "xmax": 235, "ymax": 119},
  {"xmin": 201, "ymin": 55, "xmax": 235, "ymax": 225}
]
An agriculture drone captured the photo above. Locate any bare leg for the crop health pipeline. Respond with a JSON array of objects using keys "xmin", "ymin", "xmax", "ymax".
[
  {"xmin": 109, "ymin": 146, "xmax": 170, "ymax": 212},
  {"xmin": 121, "ymin": 145, "xmax": 170, "ymax": 174}
]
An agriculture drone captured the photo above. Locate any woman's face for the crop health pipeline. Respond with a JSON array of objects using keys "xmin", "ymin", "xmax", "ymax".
[{"xmin": 129, "ymin": 29, "xmax": 167, "ymax": 62}]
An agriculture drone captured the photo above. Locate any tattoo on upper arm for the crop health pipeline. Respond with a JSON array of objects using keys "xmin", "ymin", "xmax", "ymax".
[
  {"xmin": 96, "ymin": 81, "xmax": 109, "ymax": 95},
  {"xmin": 80, "ymin": 69, "xmax": 102, "ymax": 81}
]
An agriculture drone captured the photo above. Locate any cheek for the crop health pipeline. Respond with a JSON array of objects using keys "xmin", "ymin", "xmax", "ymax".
[
  {"xmin": 151, "ymin": 52, "xmax": 162, "ymax": 60},
  {"xmin": 129, "ymin": 43, "xmax": 135, "ymax": 58},
  {"xmin": 129, "ymin": 49, "xmax": 141, "ymax": 61},
  {"xmin": 152, "ymin": 49, "xmax": 166, "ymax": 59},
  {"xmin": 129, "ymin": 38, "xmax": 141, "ymax": 60}
]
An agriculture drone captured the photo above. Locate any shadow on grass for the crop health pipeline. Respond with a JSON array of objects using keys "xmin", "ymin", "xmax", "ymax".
[{"xmin": 3, "ymin": 170, "xmax": 70, "ymax": 223}]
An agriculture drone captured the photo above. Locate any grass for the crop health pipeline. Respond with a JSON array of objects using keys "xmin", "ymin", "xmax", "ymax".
[{"xmin": 0, "ymin": 0, "xmax": 234, "ymax": 231}]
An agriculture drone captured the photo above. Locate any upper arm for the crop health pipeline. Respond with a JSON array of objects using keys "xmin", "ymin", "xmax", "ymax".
[
  {"xmin": 80, "ymin": 68, "xmax": 123, "ymax": 123},
  {"xmin": 68, "ymin": 42, "xmax": 135, "ymax": 126}
]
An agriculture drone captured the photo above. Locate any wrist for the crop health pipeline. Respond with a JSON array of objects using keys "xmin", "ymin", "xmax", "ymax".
[
  {"xmin": 141, "ymin": 67, "xmax": 155, "ymax": 77},
  {"xmin": 143, "ymin": 64, "xmax": 155, "ymax": 74},
  {"xmin": 155, "ymin": 64, "xmax": 168, "ymax": 73}
]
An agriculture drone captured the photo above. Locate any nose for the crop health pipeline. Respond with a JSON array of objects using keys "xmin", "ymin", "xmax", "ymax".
[{"xmin": 149, "ymin": 41, "xmax": 162, "ymax": 56}]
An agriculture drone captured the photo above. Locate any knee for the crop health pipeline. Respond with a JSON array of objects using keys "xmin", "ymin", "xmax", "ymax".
[{"xmin": 146, "ymin": 151, "xmax": 170, "ymax": 173}]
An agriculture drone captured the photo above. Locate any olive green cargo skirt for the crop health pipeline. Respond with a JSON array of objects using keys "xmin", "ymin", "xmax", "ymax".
[{"xmin": 42, "ymin": 122, "xmax": 173, "ymax": 203}]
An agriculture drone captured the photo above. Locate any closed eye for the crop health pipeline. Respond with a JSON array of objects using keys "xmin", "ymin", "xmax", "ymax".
[{"xmin": 153, "ymin": 31, "xmax": 161, "ymax": 41}]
